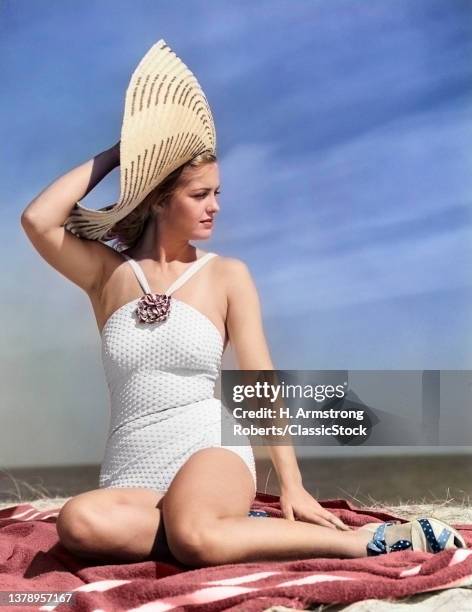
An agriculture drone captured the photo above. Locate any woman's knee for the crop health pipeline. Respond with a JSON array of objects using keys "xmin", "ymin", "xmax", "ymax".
[
  {"xmin": 56, "ymin": 498, "xmax": 104, "ymax": 554},
  {"xmin": 164, "ymin": 518, "xmax": 220, "ymax": 567}
]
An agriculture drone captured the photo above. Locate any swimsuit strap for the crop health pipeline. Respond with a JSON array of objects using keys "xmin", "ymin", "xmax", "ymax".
[
  {"xmin": 121, "ymin": 252, "xmax": 217, "ymax": 296},
  {"xmin": 165, "ymin": 252, "xmax": 217, "ymax": 295},
  {"xmin": 122, "ymin": 253, "xmax": 152, "ymax": 294}
]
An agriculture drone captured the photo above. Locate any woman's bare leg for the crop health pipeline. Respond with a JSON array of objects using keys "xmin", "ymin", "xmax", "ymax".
[
  {"xmin": 56, "ymin": 487, "xmax": 168, "ymax": 562},
  {"xmin": 162, "ymin": 447, "xmax": 373, "ymax": 567}
]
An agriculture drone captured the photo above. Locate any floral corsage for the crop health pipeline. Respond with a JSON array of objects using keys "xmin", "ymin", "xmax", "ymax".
[{"xmin": 135, "ymin": 293, "xmax": 172, "ymax": 323}]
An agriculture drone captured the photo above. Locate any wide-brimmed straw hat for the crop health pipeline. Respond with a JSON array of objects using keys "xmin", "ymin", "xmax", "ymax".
[{"xmin": 63, "ymin": 38, "xmax": 217, "ymax": 241}]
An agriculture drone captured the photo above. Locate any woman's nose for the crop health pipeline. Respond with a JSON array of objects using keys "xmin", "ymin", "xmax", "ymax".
[{"xmin": 208, "ymin": 199, "xmax": 219, "ymax": 213}]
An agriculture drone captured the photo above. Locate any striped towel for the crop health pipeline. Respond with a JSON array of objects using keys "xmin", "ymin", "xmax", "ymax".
[{"xmin": 0, "ymin": 492, "xmax": 471, "ymax": 611}]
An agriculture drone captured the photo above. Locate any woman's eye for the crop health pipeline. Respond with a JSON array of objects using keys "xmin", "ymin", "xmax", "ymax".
[{"xmin": 195, "ymin": 191, "xmax": 221, "ymax": 198}]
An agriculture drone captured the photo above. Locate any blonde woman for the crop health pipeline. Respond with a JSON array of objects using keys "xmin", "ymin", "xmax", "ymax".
[
  {"xmin": 21, "ymin": 39, "xmax": 466, "ymax": 566},
  {"xmin": 21, "ymin": 142, "xmax": 466, "ymax": 566}
]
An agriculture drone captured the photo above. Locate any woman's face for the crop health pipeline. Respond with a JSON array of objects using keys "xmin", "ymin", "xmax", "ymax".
[{"xmin": 164, "ymin": 162, "xmax": 220, "ymax": 239}]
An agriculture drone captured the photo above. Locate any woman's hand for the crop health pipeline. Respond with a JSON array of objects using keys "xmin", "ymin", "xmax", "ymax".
[{"xmin": 279, "ymin": 483, "xmax": 352, "ymax": 531}]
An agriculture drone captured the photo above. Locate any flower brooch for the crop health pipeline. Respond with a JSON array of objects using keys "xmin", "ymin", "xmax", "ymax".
[{"xmin": 135, "ymin": 293, "xmax": 172, "ymax": 323}]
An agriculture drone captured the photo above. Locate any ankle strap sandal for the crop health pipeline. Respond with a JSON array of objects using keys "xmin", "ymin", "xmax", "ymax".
[
  {"xmin": 411, "ymin": 517, "xmax": 466, "ymax": 553},
  {"xmin": 366, "ymin": 522, "xmax": 412, "ymax": 555},
  {"xmin": 366, "ymin": 517, "xmax": 467, "ymax": 556}
]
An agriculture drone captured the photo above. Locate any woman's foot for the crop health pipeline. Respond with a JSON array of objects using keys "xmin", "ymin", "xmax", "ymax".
[{"xmin": 358, "ymin": 517, "xmax": 466, "ymax": 556}]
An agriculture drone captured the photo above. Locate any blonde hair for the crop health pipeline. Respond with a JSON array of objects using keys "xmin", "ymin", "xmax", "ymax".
[{"xmin": 104, "ymin": 151, "xmax": 217, "ymax": 251}]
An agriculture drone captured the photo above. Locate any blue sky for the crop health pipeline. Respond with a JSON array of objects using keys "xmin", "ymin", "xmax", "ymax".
[{"xmin": 1, "ymin": 0, "xmax": 471, "ymax": 466}]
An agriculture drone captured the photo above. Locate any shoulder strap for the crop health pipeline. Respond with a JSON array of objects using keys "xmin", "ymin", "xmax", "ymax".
[
  {"xmin": 166, "ymin": 252, "xmax": 217, "ymax": 295},
  {"xmin": 121, "ymin": 252, "xmax": 217, "ymax": 296},
  {"xmin": 121, "ymin": 253, "xmax": 151, "ymax": 294}
]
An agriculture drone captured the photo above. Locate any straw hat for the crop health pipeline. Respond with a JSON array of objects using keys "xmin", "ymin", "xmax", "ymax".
[{"xmin": 63, "ymin": 38, "xmax": 217, "ymax": 241}]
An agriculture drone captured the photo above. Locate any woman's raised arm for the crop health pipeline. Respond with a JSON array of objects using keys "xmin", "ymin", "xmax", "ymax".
[{"xmin": 20, "ymin": 142, "xmax": 120, "ymax": 294}]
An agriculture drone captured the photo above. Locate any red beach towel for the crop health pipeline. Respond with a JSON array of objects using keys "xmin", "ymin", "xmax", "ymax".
[{"xmin": 0, "ymin": 491, "xmax": 471, "ymax": 611}]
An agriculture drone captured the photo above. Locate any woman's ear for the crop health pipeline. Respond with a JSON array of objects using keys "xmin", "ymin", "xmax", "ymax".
[
  {"xmin": 155, "ymin": 196, "xmax": 171, "ymax": 214},
  {"xmin": 150, "ymin": 202, "xmax": 163, "ymax": 218}
]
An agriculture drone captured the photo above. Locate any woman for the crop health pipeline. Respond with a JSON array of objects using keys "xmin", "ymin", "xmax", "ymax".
[
  {"xmin": 20, "ymin": 37, "xmax": 466, "ymax": 566},
  {"xmin": 20, "ymin": 142, "xmax": 466, "ymax": 566}
]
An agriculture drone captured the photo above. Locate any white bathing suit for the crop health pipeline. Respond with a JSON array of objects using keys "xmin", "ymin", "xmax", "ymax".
[{"xmin": 98, "ymin": 251, "xmax": 257, "ymax": 493}]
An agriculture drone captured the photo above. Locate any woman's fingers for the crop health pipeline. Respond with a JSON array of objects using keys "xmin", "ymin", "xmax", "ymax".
[
  {"xmin": 281, "ymin": 504, "xmax": 295, "ymax": 521},
  {"xmin": 322, "ymin": 512, "xmax": 351, "ymax": 530},
  {"xmin": 300, "ymin": 510, "xmax": 351, "ymax": 531},
  {"xmin": 309, "ymin": 513, "xmax": 338, "ymax": 529},
  {"xmin": 313, "ymin": 506, "xmax": 351, "ymax": 531},
  {"xmin": 331, "ymin": 517, "xmax": 352, "ymax": 530}
]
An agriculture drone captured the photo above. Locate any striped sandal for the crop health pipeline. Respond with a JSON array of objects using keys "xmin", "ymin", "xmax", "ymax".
[{"xmin": 363, "ymin": 517, "xmax": 466, "ymax": 556}]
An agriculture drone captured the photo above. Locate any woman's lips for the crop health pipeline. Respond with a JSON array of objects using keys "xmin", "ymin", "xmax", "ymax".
[{"xmin": 200, "ymin": 220, "xmax": 213, "ymax": 225}]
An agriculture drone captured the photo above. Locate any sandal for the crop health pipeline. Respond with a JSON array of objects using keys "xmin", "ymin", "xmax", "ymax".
[
  {"xmin": 248, "ymin": 510, "xmax": 269, "ymax": 517},
  {"xmin": 411, "ymin": 517, "xmax": 467, "ymax": 553},
  {"xmin": 363, "ymin": 517, "xmax": 466, "ymax": 556}
]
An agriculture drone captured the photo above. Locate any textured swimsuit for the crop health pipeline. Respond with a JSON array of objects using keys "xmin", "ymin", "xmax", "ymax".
[{"xmin": 99, "ymin": 251, "xmax": 257, "ymax": 492}]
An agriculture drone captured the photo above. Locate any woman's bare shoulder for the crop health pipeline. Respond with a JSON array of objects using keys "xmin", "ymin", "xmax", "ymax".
[
  {"xmin": 212, "ymin": 255, "xmax": 255, "ymax": 291},
  {"xmin": 212, "ymin": 253, "xmax": 247, "ymax": 272},
  {"xmin": 212, "ymin": 253, "xmax": 249, "ymax": 268}
]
